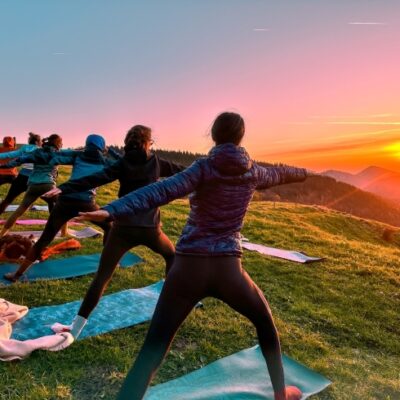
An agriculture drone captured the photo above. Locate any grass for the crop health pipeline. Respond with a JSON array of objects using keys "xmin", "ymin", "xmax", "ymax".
[{"xmin": 0, "ymin": 167, "xmax": 399, "ymax": 399}]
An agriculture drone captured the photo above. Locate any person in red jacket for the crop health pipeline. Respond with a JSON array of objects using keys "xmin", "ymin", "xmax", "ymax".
[{"xmin": 0, "ymin": 137, "xmax": 18, "ymax": 186}]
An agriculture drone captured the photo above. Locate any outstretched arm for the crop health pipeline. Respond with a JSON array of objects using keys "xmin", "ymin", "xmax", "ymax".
[
  {"xmin": 0, "ymin": 152, "xmax": 37, "ymax": 168},
  {"xmin": 255, "ymin": 165, "xmax": 308, "ymax": 190},
  {"xmin": 57, "ymin": 159, "xmax": 122, "ymax": 194},
  {"xmin": 159, "ymin": 158, "xmax": 186, "ymax": 177},
  {"xmin": 49, "ymin": 150, "xmax": 79, "ymax": 166},
  {"xmin": 79, "ymin": 160, "xmax": 204, "ymax": 222},
  {"xmin": 0, "ymin": 147, "xmax": 26, "ymax": 160}
]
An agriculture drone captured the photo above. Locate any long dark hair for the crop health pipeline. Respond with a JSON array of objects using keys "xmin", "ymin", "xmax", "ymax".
[
  {"xmin": 42, "ymin": 134, "xmax": 62, "ymax": 150},
  {"xmin": 211, "ymin": 112, "xmax": 245, "ymax": 145},
  {"xmin": 124, "ymin": 125, "xmax": 152, "ymax": 160}
]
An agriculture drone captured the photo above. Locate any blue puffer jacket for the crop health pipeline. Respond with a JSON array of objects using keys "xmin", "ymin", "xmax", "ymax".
[
  {"xmin": 3, "ymin": 145, "xmax": 60, "ymax": 185},
  {"xmin": 103, "ymin": 143, "xmax": 308, "ymax": 256}
]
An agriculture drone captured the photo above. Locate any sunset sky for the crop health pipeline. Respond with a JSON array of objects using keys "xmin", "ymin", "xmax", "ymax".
[{"xmin": 1, "ymin": 1, "xmax": 399, "ymax": 173}]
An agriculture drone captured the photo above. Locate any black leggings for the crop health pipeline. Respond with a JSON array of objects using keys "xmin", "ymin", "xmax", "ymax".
[
  {"xmin": 26, "ymin": 198, "xmax": 112, "ymax": 262},
  {"xmin": 0, "ymin": 173, "xmax": 27, "ymax": 214},
  {"xmin": 117, "ymin": 255, "xmax": 285, "ymax": 400},
  {"xmin": 78, "ymin": 224, "xmax": 175, "ymax": 319},
  {"xmin": 0, "ymin": 174, "xmax": 16, "ymax": 186}
]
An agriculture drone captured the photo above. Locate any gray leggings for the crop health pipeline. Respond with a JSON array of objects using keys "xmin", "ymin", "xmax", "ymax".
[
  {"xmin": 117, "ymin": 255, "xmax": 285, "ymax": 399},
  {"xmin": 3, "ymin": 183, "xmax": 55, "ymax": 229}
]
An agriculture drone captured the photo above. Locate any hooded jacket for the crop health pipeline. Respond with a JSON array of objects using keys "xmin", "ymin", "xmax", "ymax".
[
  {"xmin": 49, "ymin": 135, "xmax": 111, "ymax": 202},
  {"xmin": 103, "ymin": 143, "xmax": 308, "ymax": 256},
  {"xmin": 0, "ymin": 137, "xmax": 17, "ymax": 176},
  {"xmin": 58, "ymin": 150, "xmax": 185, "ymax": 227}
]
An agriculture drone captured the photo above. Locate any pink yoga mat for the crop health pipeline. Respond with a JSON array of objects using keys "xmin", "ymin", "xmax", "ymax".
[{"xmin": 0, "ymin": 220, "xmax": 82, "ymax": 226}]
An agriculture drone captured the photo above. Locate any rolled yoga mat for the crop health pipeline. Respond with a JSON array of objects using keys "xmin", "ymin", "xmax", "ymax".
[
  {"xmin": 11, "ymin": 280, "xmax": 163, "ymax": 340},
  {"xmin": 0, "ymin": 252, "xmax": 142, "ymax": 285},
  {"xmin": 4, "ymin": 205, "xmax": 49, "ymax": 212},
  {"xmin": 146, "ymin": 345, "xmax": 331, "ymax": 399}
]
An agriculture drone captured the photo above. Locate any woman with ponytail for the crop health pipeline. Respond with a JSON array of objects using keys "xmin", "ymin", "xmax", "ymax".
[
  {"xmin": 78, "ymin": 112, "xmax": 307, "ymax": 400},
  {"xmin": 3, "ymin": 134, "xmax": 114, "ymax": 282},
  {"xmin": 40, "ymin": 125, "xmax": 185, "ymax": 335},
  {"xmin": 0, "ymin": 134, "xmax": 62, "ymax": 237},
  {"xmin": 0, "ymin": 132, "xmax": 42, "ymax": 214}
]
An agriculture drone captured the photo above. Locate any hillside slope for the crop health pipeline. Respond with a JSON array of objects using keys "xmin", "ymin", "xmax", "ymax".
[{"xmin": 0, "ymin": 192, "xmax": 399, "ymax": 399}]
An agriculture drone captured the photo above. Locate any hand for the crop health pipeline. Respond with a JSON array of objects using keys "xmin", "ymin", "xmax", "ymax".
[
  {"xmin": 76, "ymin": 210, "xmax": 111, "ymax": 222},
  {"xmin": 42, "ymin": 187, "xmax": 62, "ymax": 198}
]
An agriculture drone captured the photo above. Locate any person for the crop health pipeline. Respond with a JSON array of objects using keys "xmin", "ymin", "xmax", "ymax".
[
  {"xmin": 0, "ymin": 136, "xmax": 18, "ymax": 187},
  {"xmin": 3, "ymin": 134, "xmax": 113, "ymax": 282},
  {"xmin": 78, "ymin": 113, "xmax": 307, "ymax": 400},
  {"xmin": 41, "ymin": 125, "xmax": 185, "ymax": 335},
  {"xmin": 0, "ymin": 134, "xmax": 62, "ymax": 238},
  {"xmin": 0, "ymin": 133, "xmax": 42, "ymax": 214}
]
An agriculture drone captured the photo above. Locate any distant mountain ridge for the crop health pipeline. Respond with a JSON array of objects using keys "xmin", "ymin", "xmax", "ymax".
[
  {"xmin": 108, "ymin": 147, "xmax": 400, "ymax": 226},
  {"xmin": 323, "ymin": 166, "xmax": 400, "ymax": 202}
]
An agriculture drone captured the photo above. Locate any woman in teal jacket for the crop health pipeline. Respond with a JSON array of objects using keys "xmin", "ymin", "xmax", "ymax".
[
  {"xmin": 0, "ymin": 134, "xmax": 62, "ymax": 237},
  {"xmin": 0, "ymin": 132, "xmax": 42, "ymax": 214}
]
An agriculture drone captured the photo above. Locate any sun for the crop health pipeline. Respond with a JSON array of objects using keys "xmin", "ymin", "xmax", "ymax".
[{"xmin": 384, "ymin": 142, "xmax": 400, "ymax": 158}]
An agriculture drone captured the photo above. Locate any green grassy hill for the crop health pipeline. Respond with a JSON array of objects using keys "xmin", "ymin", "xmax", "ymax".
[{"xmin": 0, "ymin": 168, "xmax": 399, "ymax": 399}]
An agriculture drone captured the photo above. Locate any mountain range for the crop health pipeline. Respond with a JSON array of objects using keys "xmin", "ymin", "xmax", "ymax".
[{"xmin": 323, "ymin": 166, "xmax": 400, "ymax": 203}]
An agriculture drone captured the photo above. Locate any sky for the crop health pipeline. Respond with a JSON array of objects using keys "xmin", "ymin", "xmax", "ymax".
[{"xmin": 1, "ymin": 0, "xmax": 400, "ymax": 173}]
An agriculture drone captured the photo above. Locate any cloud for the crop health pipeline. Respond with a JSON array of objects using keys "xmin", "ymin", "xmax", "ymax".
[
  {"xmin": 309, "ymin": 114, "xmax": 393, "ymax": 119},
  {"xmin": 52, "ymin": 52, "xmax": 67, "ymax": 55},
  {"xmin": 326, "ymin": 122, "xmax": 400, "ymax": 126},
  {"xmin": 348, "ymin": 22, "xmax": 387, "ymax": 25},
  {"xmin": 253, "ymin": 28, "xmax": 271, "ymax": 32}
]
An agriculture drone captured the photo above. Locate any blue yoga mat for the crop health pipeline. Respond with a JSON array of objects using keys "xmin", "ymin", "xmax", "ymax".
[
  {"xmin": 0, "ymin": 252, "xmax": 142, "ymax": 285},
  {"xmin": 12, "ymin": 280, "xmax": 163, "ymax": 340},
  {"xmin": 146, "ymin": 346, "xmax": 331, "ymax": 399}
]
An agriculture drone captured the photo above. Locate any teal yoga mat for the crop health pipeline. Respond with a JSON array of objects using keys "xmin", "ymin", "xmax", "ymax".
[
  {"xmin": 0, "ymin": 252, "xmax": 142, "ymax": 285},
  {"xmin": 146, "ymin": 346, "xmax": 331, "ymax": 399},
  {"xmin": 12, "ymin": 280, "xmax": 163, "ymax": 340}
]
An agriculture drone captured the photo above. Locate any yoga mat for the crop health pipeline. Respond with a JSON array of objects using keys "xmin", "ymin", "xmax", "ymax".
[
  {"xmin": 5, "ymin": 205, "xmax": 48, "ymax": 212},
  {"xmin": 11, "ymin": 280, "xmax": 163, "ymax": 340},
  {"xmin": 11, "ymin": 226, "xmax": 103, "ymax": 239},
  {"xmin": 146, "ymin": 345, "xmax": 331, "ymax": 399},
  {"xmin": 0, "ymin": 219, "xmax": 82, "ymax": 226},
  {"xmin": 242, "ymin": 242, "xmax": 323, "ymax": 264},
  {"xmin": 0, "ymin": 252, "xmax": 142, "ymax": 285}
]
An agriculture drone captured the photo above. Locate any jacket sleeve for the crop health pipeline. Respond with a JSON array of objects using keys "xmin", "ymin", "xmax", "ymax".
[
  {"xmin": 255, "ymin": 165, "xmax": 308, "ymax": 190},
  {"xmin": 58, "ymin": 159, "xmax": 122, "ymax": 194},
  {"xmin": 103, "ymin": 159, "xmax": 204, "ymax": 221},
  {"xmin": 158, "ymin": 158, "xmax": 186, "ymax": 177},
  {"xmin": 0, "ymin": 151, "xmax": 40, "ymax": 168},
  {"xmin": 107, "ymin": 147, "xmax": 123, "ymax": 160},
  {"xmin": 0, "ymin": 148, "xmax": 24, "ymax": 160},
  {"xmin": 49, "ymin": 150, "xmax": 79, "ymax": 166}
]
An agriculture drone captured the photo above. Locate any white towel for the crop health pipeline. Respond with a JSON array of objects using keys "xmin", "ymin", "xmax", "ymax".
[{"xmin": 0, "ymin": 299, "xmax": 74, "ymax": 361}]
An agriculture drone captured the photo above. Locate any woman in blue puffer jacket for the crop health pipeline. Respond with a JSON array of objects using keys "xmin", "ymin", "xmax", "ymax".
[{"xmin": 79, "ymin": 112, "xmax": 307, "ymax": 400}]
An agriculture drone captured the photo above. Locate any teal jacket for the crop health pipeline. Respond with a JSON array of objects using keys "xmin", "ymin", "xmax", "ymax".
[
  {"xmin": 2, "ymin": 145, "xmax": 60, "ymax": 185},
  {"xmin": 0, "ymin": 144, "xmax": 39, "ymax": 176}
]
